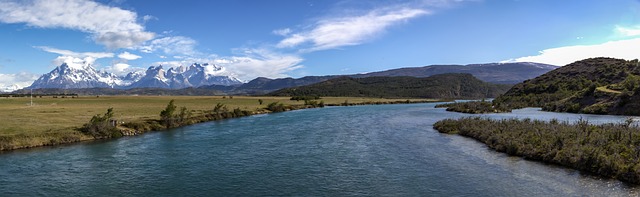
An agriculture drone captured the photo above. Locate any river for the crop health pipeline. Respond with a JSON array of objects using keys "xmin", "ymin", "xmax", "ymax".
[{"xmin": 1, "ymin": 103, "xmax": 639, "ymax": 196}]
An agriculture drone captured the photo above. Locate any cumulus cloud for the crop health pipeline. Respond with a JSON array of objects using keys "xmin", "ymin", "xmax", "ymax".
[
  {"xmin": 137, "ymin": 36, "xmax": 199, "ymax": 56},
  {"xmin": 276, "ymin": 7, "xmax": 428, "ymax": 52},
  {"xmin": 0, "ymin": 72, "xmax": 40, "ymax": 92},
  {"xmin": 0, "ymin": 0, "xmax": 154, "ymax": 49},
  {"xmin": 118, "ymin": 51, "xmax": 142, "ymax": 60},
  {"xmin": 503, "ymin": 38, "xmax": 640, "ymax": 66}
]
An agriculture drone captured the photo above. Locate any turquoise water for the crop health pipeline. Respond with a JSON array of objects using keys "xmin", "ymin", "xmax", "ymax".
[{"xmin": 1, "ymin": 103, "xmax": 639, "ymax": 196}]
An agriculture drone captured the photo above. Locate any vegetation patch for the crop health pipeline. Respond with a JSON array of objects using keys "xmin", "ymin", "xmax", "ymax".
[
  {"xmin": 268, "ymin": 74, "xmax": 512, "ymax": 99},
  {"xmin": 80, "ymin": 108, "xmax": 122, "ymax": 139},
  {"xmin": 434, "ymin": 100, "xmax": 511, "ymax": 114},
  {"xmin": 494, "ymin": 57, "xmax": 640, "ymax": 115},
  {"xmin": 434, "ymin": 117, "xmax": 640, "ymax": 184}
]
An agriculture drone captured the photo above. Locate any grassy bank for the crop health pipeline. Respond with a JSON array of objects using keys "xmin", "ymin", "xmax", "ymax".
[
  {"xmin": 0, "ymin": 96, "xmax": 438, "ymax": 151},
  {"xmin": 434, "ymin": 117, "xmax": 640, "ymax": 184}
]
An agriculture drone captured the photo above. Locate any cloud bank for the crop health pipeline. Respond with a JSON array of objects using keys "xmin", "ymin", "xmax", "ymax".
[
  {"xmin": 0, "ymin": 72, "xmax": 40, "ymax": 92},
  {"xmin": 0, "ymin": 0, "xmax": 154, "ymax": 49},
  {"xmin": 504, "ymin": 38, "xmax": 640, "ymax": 66}
]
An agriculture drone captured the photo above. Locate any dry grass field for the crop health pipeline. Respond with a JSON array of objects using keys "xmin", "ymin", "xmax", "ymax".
[{"xmin": 0, "ymin": 95, "xmax": 436, "ymax": 150}]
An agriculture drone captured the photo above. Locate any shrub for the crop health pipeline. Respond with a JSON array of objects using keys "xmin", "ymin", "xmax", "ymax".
[
  {"xmin": 160, "ymin": 100, "xmax": 191, "ymax": 128},
  {"xmin": 267, "ymin": 102, "xmax": 286, "ymax": 112},
  {"xmin": 81, "ymin": 108, "xmax": 121, "ymax": 139}
]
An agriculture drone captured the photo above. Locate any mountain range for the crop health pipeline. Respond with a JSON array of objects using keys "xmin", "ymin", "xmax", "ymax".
[
  {"xmin": 11, "ymin": 61, "xmax": 557, "ymax": 94},
  {"xmin": 200, "ymin": 62, "xmax": 557, "ymax": 95},
  {"xmin": 28, "ymin": 62, "xmax": 243, "ymax": 90}
]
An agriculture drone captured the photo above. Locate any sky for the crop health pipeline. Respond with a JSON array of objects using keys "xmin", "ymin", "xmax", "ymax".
[{"xmin": 1, "ymin": 0, "xmax": 640, "ymax": 89}]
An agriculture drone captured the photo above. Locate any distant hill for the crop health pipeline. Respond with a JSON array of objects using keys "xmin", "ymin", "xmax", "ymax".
[
  {"xmin": 268, "ymin": 73, "xmax": 512, "ymax": 99},
  {"xmin": 494, "ymin": 57, "xmax": 640, "ymax": 115},
  {"xmin": 199, "ymin": 62, "xmax": 556, "ymax": 95},
  {"xmin": 351, "ymin": 62, "xmax": 557, "ymax": 84},
  {"xmin": 215, "ymin": 76, "xmax": 337, "ymax": 95}
]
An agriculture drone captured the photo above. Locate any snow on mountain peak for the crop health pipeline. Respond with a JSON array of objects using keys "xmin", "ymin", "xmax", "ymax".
[
  {"xmin": 203, "ymin": 63, "xmax": 224, "ymax": 75},
  {"xmin": 27, "ymin": 62, "xmax": 243, "ymax": 90}
]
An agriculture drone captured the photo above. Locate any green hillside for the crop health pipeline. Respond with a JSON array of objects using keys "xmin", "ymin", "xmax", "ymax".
[
  {"xmin": 494, "ymin": 57, "xmax": 640, "ymax": 115},
  {"xmin": 268, "ymin": 73, "xmax": 512, "ymax": 99}
]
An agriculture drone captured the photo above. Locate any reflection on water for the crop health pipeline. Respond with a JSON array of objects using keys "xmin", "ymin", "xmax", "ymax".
[{"xmin": 0, "ymin": 103, "xmax": 638, "ymax": 196}]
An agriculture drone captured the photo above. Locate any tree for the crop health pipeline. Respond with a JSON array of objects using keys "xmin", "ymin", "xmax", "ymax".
[{"xmin": 160, "ymin": 100, "xmax": 177, "ymax": 128}]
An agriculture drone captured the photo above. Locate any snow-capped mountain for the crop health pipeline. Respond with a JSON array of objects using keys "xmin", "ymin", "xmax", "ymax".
[
  {"xmin": 1, "ymin": 84, "xmax": 20, "ymax": 92},
  {"xmin": 29, "ymin": 62, "xmax": 124, "ymax": 89},
  {"xmin": 28, "ymin": 62, "xmax": 243, "ymax": 89},
  {"xmin": 128, "ymin": 63, "xmax": 243, "ymax": 89}
]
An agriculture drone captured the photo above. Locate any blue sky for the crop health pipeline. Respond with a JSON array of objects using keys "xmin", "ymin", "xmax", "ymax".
[{"xmin": 1, "ymin": 0, "xmax": 640, "ymax": 89}]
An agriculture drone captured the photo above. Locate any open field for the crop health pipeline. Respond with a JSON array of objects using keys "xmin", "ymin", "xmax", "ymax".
[{"xmin": 0, "ymin": 95, "xmax": 438, "ymax": 150}]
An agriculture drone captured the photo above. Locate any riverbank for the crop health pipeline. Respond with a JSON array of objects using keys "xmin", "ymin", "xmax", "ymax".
[
  {"xmin": 434, "ymin": 117, "xmax": 640, "ymax": 185},
  {"xmin": 0, "ymin": 96, "xmax": 441, "ymax": 151}
]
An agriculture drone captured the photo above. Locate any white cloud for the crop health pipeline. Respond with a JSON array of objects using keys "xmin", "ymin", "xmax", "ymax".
[
  {"xmin": 272, "ymin": 28, "xmax": 292, "ymax": 36},
  {"xmin": 219, "ymin": 49, "xmax": 304, "ymax": 80},
  {"xmin": 118, "ymin": 51, "xmax": 142, "ymax": 60},
  {"xmin": 36, "ymin": 46, "xmax": 114, "ymax": 59},
  {"xmin": 137, "ymin": 36, "xmax": 199, "ymax": 56},
  {"xmin": 104, "ymin": 63, "xmax": 144, "ymax": 76},
  {"xmin": 52, "ymin": 56, "xmax": 98, "ymax": 69},
  {"xmin": 0, "ymin": 0, "xmax": 154, "ymax": 49},
  {"xmin": 503, "ymin": 38, "xmax": 640, "ymax": 66},
  {"xmin": 36, "ymin": 46, "xmax": 114, "ymax": 69},
  {"xmin": 276, "ymin": 7, "xmax": 428, "ymax": 51},
  {"xmin": 142, "ymin": 15, "xmax": 157, "ymax": 23},
  {"xmin": 616, "ymin": 26, "xmax": 640, "ymax": 37},
  {"xmin": 0, "ymin": 72, "xmax": 40, "ymax": 92}
]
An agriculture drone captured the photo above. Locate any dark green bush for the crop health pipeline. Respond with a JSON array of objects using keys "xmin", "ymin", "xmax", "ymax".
[{"xmin": 81, "ymin": 108, "xmax": 121, "ymax": 139}]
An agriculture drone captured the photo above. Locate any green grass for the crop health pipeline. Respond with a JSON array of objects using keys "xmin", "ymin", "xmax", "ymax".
[{"xmin": 0, "ymin": 96, "xmax": 438, "ymax": 150}]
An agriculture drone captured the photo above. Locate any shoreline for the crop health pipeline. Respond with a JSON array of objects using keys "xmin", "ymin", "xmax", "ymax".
[{"xmin": 0, "ymin": 99, "xmax": 440, "ymax": 153}]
